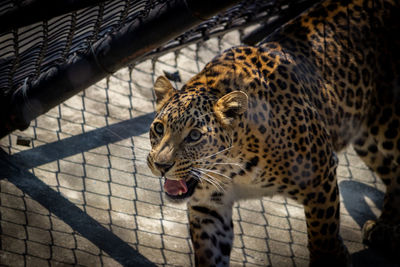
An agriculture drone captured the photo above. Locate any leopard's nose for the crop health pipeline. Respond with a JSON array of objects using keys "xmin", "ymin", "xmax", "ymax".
[{"xmin": 154, "ymin": 162, "xmax": 174, "ymax": 175}]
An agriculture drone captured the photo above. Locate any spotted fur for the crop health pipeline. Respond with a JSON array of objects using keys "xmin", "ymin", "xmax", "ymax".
[{"xmin": 147, "ymin": 0, "xmax": 400, "ymax": 266}]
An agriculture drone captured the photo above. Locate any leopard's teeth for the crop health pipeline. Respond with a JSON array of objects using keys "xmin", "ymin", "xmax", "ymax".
[{"xmin": 178, "ymin": 191, "xmax": 182, "ymax": 196}]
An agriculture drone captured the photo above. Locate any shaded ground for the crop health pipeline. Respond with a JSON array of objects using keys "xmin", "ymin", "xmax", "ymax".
[{"xmin": 0, "ymin": 29, "xmax": 397, "ymax": 266}]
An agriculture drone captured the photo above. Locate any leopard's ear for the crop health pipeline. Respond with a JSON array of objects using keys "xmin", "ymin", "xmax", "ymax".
[
  {"xmin": 154, "ymin": 76, "xmax": 175, "ymax": 111},
  {"xmin": 214, "ymin": 91, "xmax": 248, "ymax": 126}
]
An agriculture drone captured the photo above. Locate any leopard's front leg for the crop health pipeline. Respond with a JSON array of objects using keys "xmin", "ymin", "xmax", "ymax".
[
  {"xmin": 188, "ymin": 203, "xmax": 234, "ymax": 267},
  {"xmin": 303, "ymin": 166, "xmax": 351, "ymax": 267}
]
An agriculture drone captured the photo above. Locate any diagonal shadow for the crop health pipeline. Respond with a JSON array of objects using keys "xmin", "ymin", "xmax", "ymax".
[
  {"xmin": 339, "ymin": 180, "xmax": 384, "ymax": 228},
  {"xmin": 12, "ymin": 112, "xmax": 155, "ymax": 169},
  {"xmin": 0, "ymin": 112, "xmax": 157, "ymax": 267}
]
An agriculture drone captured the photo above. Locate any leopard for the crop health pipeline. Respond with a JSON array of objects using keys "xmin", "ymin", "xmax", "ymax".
[{"xmin": 147, "ymin": 0, "xmax": 400, "ymax": 266}]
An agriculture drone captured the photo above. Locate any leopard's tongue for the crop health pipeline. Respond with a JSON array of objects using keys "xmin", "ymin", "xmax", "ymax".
[{"xmin": 164, "ymin": 178, "xmax": 188, "ymax": 196}]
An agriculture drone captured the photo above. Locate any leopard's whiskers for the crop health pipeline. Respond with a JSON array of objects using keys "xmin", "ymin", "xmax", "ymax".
[
  {"xmin": 192, "ymin": 168, "xmax": 225, "ymax": 192},
  {"xmin": 196, "ymin": 161, "xmax": 245, "ymax": 172},
  {"xmin": 195, "ymin": 167, "xmax": 232, "ymax": 181},
  {"xmin": 189, "ymin": 170, "xmax": 204, "ymax": 184}
]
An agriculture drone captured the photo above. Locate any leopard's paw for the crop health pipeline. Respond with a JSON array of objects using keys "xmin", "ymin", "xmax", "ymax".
[{"xmin": 362, "ymin": 219, "xmax": 400, "ymax": 256}]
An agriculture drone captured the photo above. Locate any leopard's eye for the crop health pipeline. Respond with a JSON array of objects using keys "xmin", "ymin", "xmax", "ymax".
[
  {"xmin": 187, "ymin": 129, "xmax": 202, "ymax": 142},
  {"xmin": 154, "ymin": 122, "xmax": 164, "ymax": 135}
]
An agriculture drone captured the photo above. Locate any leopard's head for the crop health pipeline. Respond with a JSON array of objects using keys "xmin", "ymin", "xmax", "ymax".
[{"xmin": 147, "ymin": 75, "xmax": 248, "ymax": 201}]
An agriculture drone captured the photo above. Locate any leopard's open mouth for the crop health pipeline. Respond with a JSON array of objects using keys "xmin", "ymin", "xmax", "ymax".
[{"xmin": 164, "ymin": 177, "xmax": 198, "ymax": 200}]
